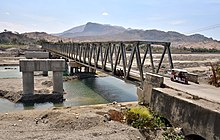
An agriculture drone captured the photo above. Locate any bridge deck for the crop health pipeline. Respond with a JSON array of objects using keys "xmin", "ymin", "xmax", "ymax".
[{"xmin": 164, "ymin": 77, "xmax": 220, "ymax": 104}]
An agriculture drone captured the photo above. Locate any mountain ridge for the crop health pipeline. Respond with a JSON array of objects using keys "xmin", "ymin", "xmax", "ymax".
[
  {"xmin": 56, "ymin": 22, "xmax": 126, "ymax": 37},
  {"xmin": 1, "ymin": 22, "xmax": 220, "ymax": 50},
  {"xmin": 55, "ymin": 22, "xmax": 215, "ymax": 43}
]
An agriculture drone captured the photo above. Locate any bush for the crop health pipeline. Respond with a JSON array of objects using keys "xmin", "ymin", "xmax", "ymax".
[{"xmin": 125, "ymin": 106, "xmax": 166, "ymax": 129}]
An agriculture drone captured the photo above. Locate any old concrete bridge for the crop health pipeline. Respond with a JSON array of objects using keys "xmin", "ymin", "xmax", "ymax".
[{"xmin": 40, "ymin": 41, "xmax": 220, "ymax": 140}]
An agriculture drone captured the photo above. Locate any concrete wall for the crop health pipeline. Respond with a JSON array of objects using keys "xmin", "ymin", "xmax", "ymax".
[
  {"xmin": 137, "ymin": 72, "xmax": 164, "ymax": 105},
  {"xmin": 150, "ymin": 88, "xmax": 220, "ymax": 140},
  {"xmin": 145, "ymin": 72, "xmax": 164, "ymax": 87},
  {"xmin": 137, "ymin": 72, "xmax": 219, "ymax": 139}
]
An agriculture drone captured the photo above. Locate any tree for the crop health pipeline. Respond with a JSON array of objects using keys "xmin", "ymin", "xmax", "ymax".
[{"xmin": 209, "ymin": 63, "xmax": 220, "ymax": 87}]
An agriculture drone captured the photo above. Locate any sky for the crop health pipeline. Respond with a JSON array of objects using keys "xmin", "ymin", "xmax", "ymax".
[{"xmin": 1, "ymin": 0, "xmax": 220, "ymax": 40}]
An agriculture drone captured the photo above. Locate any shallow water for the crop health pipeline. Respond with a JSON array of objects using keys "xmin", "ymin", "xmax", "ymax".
[
  {"xmin": 0, "ymin": 66, "xmax": 21, "ymax": 78},
  {"xmin": 0, "ymin": 66, "xmax": 137, "ymax": 113}
]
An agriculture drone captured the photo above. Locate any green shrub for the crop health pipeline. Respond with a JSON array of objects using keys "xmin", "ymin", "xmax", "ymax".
[
  {"xmin": 162, "ymin": 128, "xmax": 185, "ymax": 140},
  {"xmin": 125, "ymin": 106, "xmax": 166, "ymax": 129}
]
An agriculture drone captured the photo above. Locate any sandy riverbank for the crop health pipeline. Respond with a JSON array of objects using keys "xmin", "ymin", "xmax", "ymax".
[{"xmin": 0, "ymin": 103, "xmax": 148, "ymax": 140}]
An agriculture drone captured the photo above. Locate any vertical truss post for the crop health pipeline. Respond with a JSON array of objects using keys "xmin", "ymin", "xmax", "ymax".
[
  {"xmin": 126, "ymin": 44, "xmax": 136, "ymax": 79},
  {"xmin": 113, "ymin": 44, "xmax": 121, "ymax": 74},
  {"xmin": 135, "ymin": 41, "xmax": 144, "ymax": 86},
  {"xmin": 149, "ymin": 45, "xmax": 155, "ymax": 73},
  {"xmin": 103, "ymin": 43, "xmax": 109, "ymax": 70},
  {"xmin": 121, "ymin": 42, "xmax": 127, "ymax": 78},
  {"xmin": 141, "ymin": 44, "xmax": 149, "ymax": 67},
  {"xmin": 166, "ymin": 43, "xmax": 174, "ymax": 69},
  {"xmin": 109, "ymin": 43, "xmax": 114, "ymax": 72},
  {"xmin": 156, "ymin": 45, "xmax": 167, "ymax": 73}
]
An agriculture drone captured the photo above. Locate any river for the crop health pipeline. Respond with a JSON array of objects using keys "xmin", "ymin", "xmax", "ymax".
[{"xmin": 0, "ymin": 66, "xmax": 137, "ymax": 112}]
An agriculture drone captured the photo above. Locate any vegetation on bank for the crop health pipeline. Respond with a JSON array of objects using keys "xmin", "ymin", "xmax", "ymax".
[
  {"xmin": 108, "ymin": 106, "xmax": 185, "ymax": 140},
  {"xmin": 125, "ymin": 106, "xmax": 184, "ymax": 139},
  {"xmin": 209, "ymin": 63, "xmax": 220, "ymax": 87},
  {"xmin": 181, "ymin": 47, "xmax": 220, "ymax": 53}
]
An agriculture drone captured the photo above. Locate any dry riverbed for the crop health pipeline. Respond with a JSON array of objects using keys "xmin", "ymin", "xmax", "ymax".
[{"xmin": 0, "ymin": 103, "xmax": 148, "ymax": 140}]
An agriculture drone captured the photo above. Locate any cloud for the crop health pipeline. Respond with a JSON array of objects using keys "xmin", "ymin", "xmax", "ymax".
[
  {"xmin": 5, "ymin": 12, "xmax": 10, "ymax": 15},
  {"xmin": 102, "ymin": 12, "xmax": 109, "ymax": 16}
]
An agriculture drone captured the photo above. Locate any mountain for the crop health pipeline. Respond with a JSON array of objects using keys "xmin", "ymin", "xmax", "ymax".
[
  {"xmin": 53, "ymin": 22, "xmax": 220, "ymax": 49},
  {"xmin": 55, "ymin": 24, "xmax": 86, "ymax": 37},
  {"xmin": 3, "ymin": 22, "xmax": 218, "ymax": 50},
  {"xmin": 56, "ymin": 22, "xmax": 126, "ymax": 37},
  {"xmin": 55, "ymin": 22, "xmax": 215, "ymax": 42}
]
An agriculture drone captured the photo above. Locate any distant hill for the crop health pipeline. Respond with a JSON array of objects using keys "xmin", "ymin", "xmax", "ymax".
[
  {"xmin": 55, "ymin": 22, "xmax": 213, "ymax": 42},
  {"xmin": 56, "ymin": 22, "xmax": 126, "ymax": 37},
  {"xmin": 0, "ymin": 31, "xmax": 36, "ymax": 45},
  {"xmin": 53, "ymin": 22, "xmax": 220, "ymax": 49},
  {"xmin": 23, "ymin": 32, "xmax": 66, "ymax": 42}
]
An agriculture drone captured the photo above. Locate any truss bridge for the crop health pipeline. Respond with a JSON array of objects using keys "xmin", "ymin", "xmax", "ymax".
[{"xmin": 42, "ymin": 41, "xmax": 174, "ymax": 86}]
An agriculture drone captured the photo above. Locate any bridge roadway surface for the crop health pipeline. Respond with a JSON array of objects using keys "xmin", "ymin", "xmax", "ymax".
[{"xmin": 164, "ymin": 77, "xmax": 220, "ymax": 104}]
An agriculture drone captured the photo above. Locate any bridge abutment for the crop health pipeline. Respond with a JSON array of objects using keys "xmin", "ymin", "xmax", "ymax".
[
  {"xmin": 137, "ymin": 72, "xmax": 164, "ymax": 105},
  {"xmin": 138, "ymin": 73, "xmax": 220, "ymax": 139},
  {"xmin": 150, "ymin": 88, "xmax": 220, "ymax": 140}
]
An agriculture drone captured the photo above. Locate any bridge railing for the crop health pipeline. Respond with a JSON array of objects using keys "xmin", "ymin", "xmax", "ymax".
[{"xmin": 42, "ymin": 41, "xmax": 173, "ymax": 86}]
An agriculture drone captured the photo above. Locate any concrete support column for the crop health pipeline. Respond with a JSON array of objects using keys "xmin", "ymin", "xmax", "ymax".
[
  {"xmin": 65, "ymin": 61, "xmax": 69, "ymax": 75},
  {"xmin": 42, "ymin": 71, "xmax": 48, "ymax": 76},
  {"xmin": 89, "ymin": 68, "xmax": 96, "ymax": 73},
  {"xmin": 22, "ymin": 71, "xmax": 34, "ymax": 95},
  {"xmin": 85, "ymin": 67, "xmax": 89, "ymax": 72},
  {"xmin": 53, "ymin": 71, "xmax": 63, "ymax": 94},
  {"xmin": 70, "ymin": 67, "xmax": 74, "ymax": 75}
]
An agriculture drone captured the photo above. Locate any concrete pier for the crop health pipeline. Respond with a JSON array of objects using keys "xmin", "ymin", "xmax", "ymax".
[
  {"xmin": 20, "ymin": 59, "xmax": 65, "ymax": 96},
  {"xmin": 22, "ymin": 71, "xmax": 34, "ymax": 95},
  {"xmin": 84, "ymin": 67, "xmax": 89, "ymax": 72},
  {"xmin": 53, "ymin": 71, "xmax": 63, "ymax": 94}
]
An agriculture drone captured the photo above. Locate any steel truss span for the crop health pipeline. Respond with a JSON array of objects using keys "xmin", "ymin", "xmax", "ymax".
[{"xmin": 42, "ymin": 41, "xmax": 173, "ymax": 86}]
